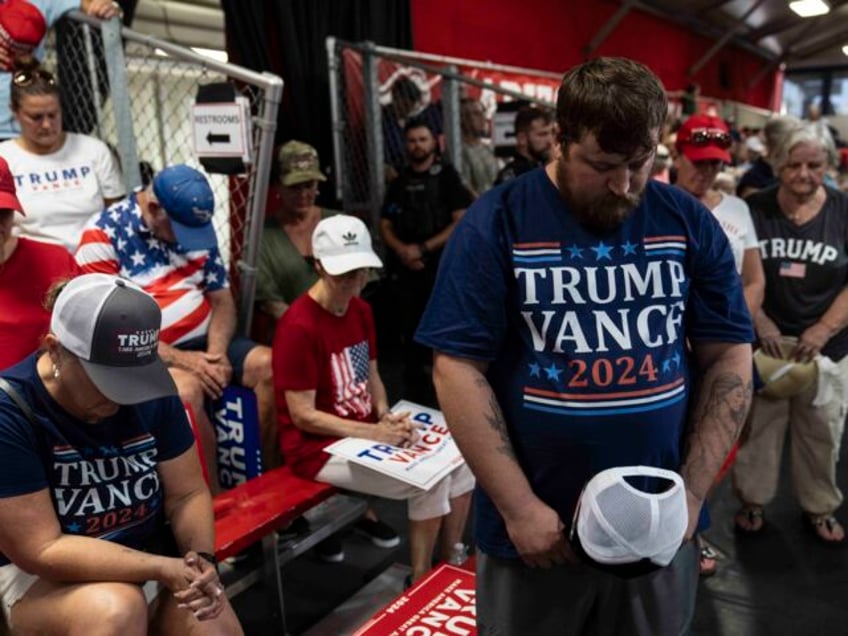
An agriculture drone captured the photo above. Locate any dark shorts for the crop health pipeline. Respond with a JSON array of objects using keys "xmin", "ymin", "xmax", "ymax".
[{"xmin": 175, "ymin": 335, "xmax": 258, "ymax": 385}]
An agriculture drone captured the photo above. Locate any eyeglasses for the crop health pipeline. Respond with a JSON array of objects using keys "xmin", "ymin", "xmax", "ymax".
[
  {"xmin": 686, "ymin": 128, "xmax": 732, "ymax": 149},
  {"xmin": 12, "ymin": 69, "xmax": 56, "ymax": 87}
]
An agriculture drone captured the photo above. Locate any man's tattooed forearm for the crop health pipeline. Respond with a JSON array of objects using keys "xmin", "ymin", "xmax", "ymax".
[
  {"xmin": 708, "ymin": 373, "xmax": 753, "ymax": 436},
  {"xmin": 475, "ymin": 375, "xmax": 517, "ymax": 461},
  {"xmin": 683, "ymin": 372, "xmax": 753, "ymax": 498},
  {"xmin": 690, "ymin": 373, "xmax": 752, "ymax": 436}
]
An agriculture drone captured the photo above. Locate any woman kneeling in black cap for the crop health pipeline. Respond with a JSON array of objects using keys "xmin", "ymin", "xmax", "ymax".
[{"xmin": 0, "ymin": 273, "xmax": 242, "ymax": 634}]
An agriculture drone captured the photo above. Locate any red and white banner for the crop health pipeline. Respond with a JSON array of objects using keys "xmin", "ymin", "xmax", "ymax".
[
  {"xmin": 353, "ymin": 564, "xmax": 476, "ymax": 636},
  {"xmin": 342, "ymin": 46, "xmax": 560, "ymax": 124}
]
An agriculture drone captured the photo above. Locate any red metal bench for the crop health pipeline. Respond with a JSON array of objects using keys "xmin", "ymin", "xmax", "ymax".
[
  {"xmin": 213, "ymin": 466, "xmax": 336, "ymax": 560},
  {"xmin": 185, "ymin": 399, "xmax": 367, "ymax": 631},
  {"xmin": 212, "ymin": 466, "xmax": 367, "ymax": 633}
]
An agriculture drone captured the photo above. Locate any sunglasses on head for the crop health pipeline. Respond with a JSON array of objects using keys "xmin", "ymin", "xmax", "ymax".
[
  {"xmin": 13, "ymin": 69, "xmax": 56, "ymax": 87},
  {"xmin": 686, "ymin": 128, "xmax": 732, "ymax": 149}
]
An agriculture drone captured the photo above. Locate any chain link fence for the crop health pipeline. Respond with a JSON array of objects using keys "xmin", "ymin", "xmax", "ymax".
[
  {"xmin": 327, "ymin": 40, "xmax": 777, "ymax": 237},
  {"xmin": 42, "ymin": 12, "xmax": 282, "ymax": 333},
  {"xmin": 327, "ymin": 39, "xmax": 561, "ymax": 236}
]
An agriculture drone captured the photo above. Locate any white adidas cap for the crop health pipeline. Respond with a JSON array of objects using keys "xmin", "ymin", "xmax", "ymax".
[
  {"xmin": 312, "ymin": 214, "xmax": 383, "ymax": 276},
  {"xmin": 571, "ymin": 466, "xmax": 688, "ymax": 576}
]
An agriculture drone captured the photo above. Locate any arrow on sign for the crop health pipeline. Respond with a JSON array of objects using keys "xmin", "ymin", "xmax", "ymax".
[{"xmin": 206, "ymin": 132, "xmax": 231, "ymax": 144}]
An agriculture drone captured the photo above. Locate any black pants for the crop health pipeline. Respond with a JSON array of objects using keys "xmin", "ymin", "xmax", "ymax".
[{"xmin": 394, "ymin": 263, "xmax": 438, "ymax": 403}]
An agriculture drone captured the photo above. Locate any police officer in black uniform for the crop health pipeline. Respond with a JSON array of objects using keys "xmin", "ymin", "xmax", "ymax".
[{"xmin": 380, "ymin": 118, "xmax": 474, "ymax": 401}]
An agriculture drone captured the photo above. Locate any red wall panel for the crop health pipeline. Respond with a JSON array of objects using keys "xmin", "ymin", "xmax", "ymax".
[{"xmin": 410, "ymin": 0, "xmax": 775, "ymax": 109}]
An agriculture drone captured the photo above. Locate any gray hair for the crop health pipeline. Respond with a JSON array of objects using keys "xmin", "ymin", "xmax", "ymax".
[
  {"xmin": 763, "ymin": 115, "xmax": 801, "ymax": 153},
  {"xmin": 771, "ymin": 122, "xmax": 837, "ymax": 172}
]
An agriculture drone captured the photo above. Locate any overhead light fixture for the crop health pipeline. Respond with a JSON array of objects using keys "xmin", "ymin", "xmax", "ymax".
[
  {"xmin": 789, "ymin": 0, "xmax": 830, "ymax": 17},
  {"xmin": 843, "ymin": 44, "xmax": 848, "ymax": 56}
]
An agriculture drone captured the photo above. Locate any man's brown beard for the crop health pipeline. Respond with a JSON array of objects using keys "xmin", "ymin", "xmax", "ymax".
[
  {"xmin": 409, "ymin": 148, "xmax": 436, "ymax": 168},
  {"xmin": 557, "ymin": 159, "xmax": 643, "ymax": 234}
]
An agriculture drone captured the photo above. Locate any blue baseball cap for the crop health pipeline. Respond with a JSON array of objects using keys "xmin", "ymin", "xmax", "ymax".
[{"xmin": 152, "ymin": 164, "xmax": 217, "ymax": 251}]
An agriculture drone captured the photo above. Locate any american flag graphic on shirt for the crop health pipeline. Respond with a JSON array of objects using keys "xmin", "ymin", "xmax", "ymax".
[
  {"xmin": 779, "ymin": 261, "xmax": 806, "ymax": 278},
  {"xmin": 331, "ymin": 340, "xmax": 372, "ymax": 418},
  {"xmin": 74, "ymin": 196, "xmax": 228, "ymax": 345}
]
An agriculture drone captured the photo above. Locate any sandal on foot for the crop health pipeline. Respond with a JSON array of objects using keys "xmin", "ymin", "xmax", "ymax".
[
  {"xmin": 734, "ymin": 506, "xmax": 765, "ymax": 534},
  {"xmin": 803, "ymin": 513, "xmax": 846, "ymax": 545},
  {"xmin": 699, "ymin": 545, "xmax": 718, "ymax": 578}
]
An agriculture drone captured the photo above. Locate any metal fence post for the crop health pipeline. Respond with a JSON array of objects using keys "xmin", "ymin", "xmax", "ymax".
[
  {"xmin": 236, "ymin": 73, "xmax": 283, "ymax": 336},
  {"xmin": 80, "ymin": 23, "xmax": 104, "ymax": 138},
  {"xmin": 362, "ymin": 41, "xmax": 385, "ymax": 235},
  {"xmin": 326, "ymin": 36, "xmax": 345, "ymax": 204},
  {"xmin": 153, "ymin": 72, "xmax": 167, "ymax": 169},
  {"xmin": 99, "ymin": 17, "xmax": 142, "ymax": 193},
  {"xmin": 442, "ymin": 64, "xmax": 462, "ymax": 173}
]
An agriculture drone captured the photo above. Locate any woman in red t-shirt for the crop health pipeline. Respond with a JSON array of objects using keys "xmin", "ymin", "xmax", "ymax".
[
  {"xmin": 272, "ymin": 215, "xmax": 474, "ymax": 584},
  {"xmin": 0, "ymin": 155, "xmax": 79, "ymax": 371}
]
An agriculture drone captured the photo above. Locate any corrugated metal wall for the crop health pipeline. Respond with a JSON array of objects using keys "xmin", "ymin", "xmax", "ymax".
[{"xmin": 133, "ymin": 0, "xmax": 225, "ymax": 50}]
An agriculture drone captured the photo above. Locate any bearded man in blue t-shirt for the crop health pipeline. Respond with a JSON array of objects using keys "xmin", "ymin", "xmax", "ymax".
[{"xmin": 416, "ymin": 57, "xmax": 754, "ymax": 636}]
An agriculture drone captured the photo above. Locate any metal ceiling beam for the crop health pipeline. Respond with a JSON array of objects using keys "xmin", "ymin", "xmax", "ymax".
[
  {"xmin": 794, "ymin": 31, "xmax": 848, "ymax": 59},
  {"xmin": 582, "ymin": 0, "xmax": 638, "ymax": 58},
  {"xmin": 695, "ymin": 0, "xmax": 735, "ymax": 17},
  {"xmin": 687, "ymin": 0, "xmax": 767, "ymax": 76},
  {"xmin": 632, "ymin": 0, "xmax": 778, "ymax": 62},
  {"xmin": 790, "ymin": 18, "xmax": 848, "ymax": 57},
  {"xmin": 747, "ymin": 15, "xmax": 805, "ymax": 41},
  {"xmin": 745, "ymin": 17, "xmax": 822, "ymax": 89},
  {"xmin": 747, "ymin": 0, "xmax": 848, "ymax": 40}
]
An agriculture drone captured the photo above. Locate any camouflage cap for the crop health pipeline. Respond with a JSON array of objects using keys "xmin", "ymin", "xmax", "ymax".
[{"xmin": 278, "ymin": 140, "xmax": 326, "ymax": 186}]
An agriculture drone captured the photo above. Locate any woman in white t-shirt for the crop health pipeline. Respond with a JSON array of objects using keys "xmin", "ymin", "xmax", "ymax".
[
  {"xmin": 675, "ymin": 114, "xmax": 765, "ymax": 312},
  {"xmin": 674, "ymin": 114, "xmax": 765, "ymax": 579},
  {"xmin": 0, "ymin": 58, "xmax": 125, "ymax": 252}
]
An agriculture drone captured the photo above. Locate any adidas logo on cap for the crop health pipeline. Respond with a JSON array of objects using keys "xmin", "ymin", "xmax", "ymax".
[{"xmin": 311, "ymin": 214, "xmax": 383, "ymax": 276}]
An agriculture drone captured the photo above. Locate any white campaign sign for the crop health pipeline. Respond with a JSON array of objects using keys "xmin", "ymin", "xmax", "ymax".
[
  {"xmin": 323, "ymin": 401, "xmax": 466, "ymax": 490},
  {"xmin": 192, "ymin": 98, "xmax": 252, "ymax": 161}
]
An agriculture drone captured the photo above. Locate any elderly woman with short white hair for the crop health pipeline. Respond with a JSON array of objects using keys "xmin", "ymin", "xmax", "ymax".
[{"xmin": 733, "ymin": 123, "xmax": 848, "ymax": 544}]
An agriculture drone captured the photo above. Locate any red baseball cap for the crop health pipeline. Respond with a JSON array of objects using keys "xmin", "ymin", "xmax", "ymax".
[
  {"xmin": 0, "ymin": 0, "xmax": 47, "ymax": 62},
  {"xmin": 676, "ymin": 114, "xmax": 732, "ymax": 163},
  {"xmin": 0, "ymin": 156, "xmax": 24, "ymax": 215}
]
